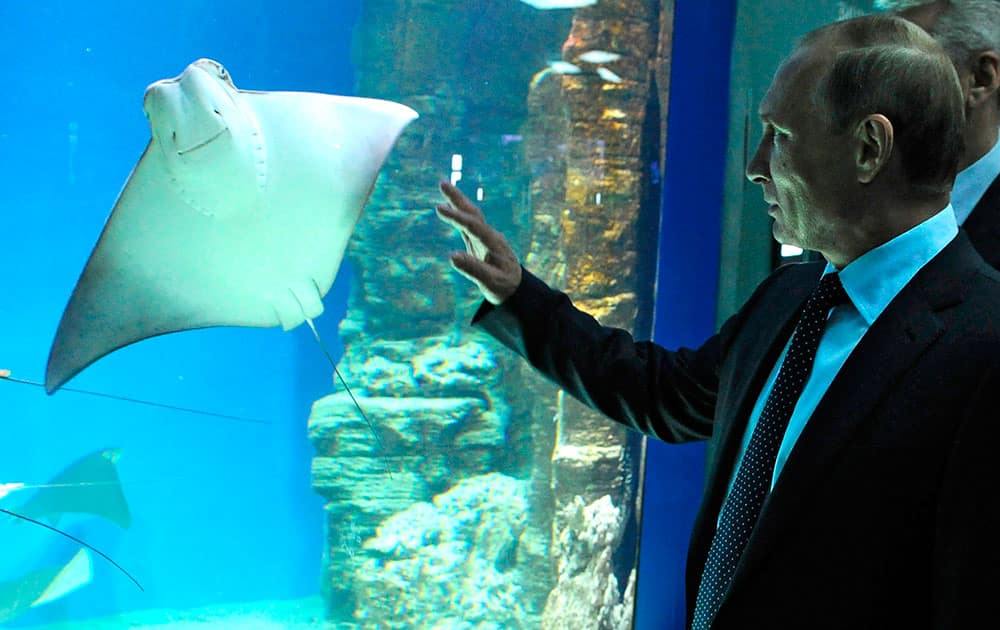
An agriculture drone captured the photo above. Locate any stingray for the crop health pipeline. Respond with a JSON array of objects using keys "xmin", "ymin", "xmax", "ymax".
[
  {"xmin": 0, "ymin": 549, "xmax": 93, "ymax": 623},
  {"xmin": 45, "ymin": 59, "xmax": 418, "ymax": 396},
  {"xmin": 5, "ymin": 448, "xmax": 131, "ymax": 529},
  {"xmin": 1, "ymin": 448, "xmax": 139, "ymax": 591}
]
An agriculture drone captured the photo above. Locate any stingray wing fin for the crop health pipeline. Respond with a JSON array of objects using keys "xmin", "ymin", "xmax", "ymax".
[{"xmin": 45, "ymin": 142, "xmax": 236, "ymax": 393}]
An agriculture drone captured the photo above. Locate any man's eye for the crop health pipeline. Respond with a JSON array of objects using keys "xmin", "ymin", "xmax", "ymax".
[{"xmin": 761, "ymin": 123, "xmax": 785, "ymax": 141}]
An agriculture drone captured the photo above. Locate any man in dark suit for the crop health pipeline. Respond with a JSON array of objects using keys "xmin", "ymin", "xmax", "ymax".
[
  {"xmin": 900, "ymin": 0, "xmax": 1000, "ymax": 267},
  {"xmin": 436, "ymin": 14, "xmax": 1000, "ymax": 630}
]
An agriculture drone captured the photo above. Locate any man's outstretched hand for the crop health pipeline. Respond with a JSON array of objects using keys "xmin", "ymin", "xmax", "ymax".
[{"xmin": 436, "ymin": 181, "xmax": 522, "ymax": 305}]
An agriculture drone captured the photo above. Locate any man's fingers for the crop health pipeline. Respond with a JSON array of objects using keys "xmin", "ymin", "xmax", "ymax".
[
  {"xmin": 450, "ymin": 251, "xmax": 504, "ymax": 297},
  {"xmin": 450, "ymin": 250, "xmax": 492, "ymax": 279},
  {"xmin": 439, "ymin": 181, "xmax": 484, "ymax": 219},
  {"xmin": 435, "ymin": 203, "xmax": 482, "ymax": 235},
  {"xmin": 438, "ymin": 183, "xmax": 493, "ymax": 235},
  {"xmin": 435, "ymin": 204, "xmax": 483, "ymax": 252},
  {"xmin": 460, "ymin": 231, "xmax": 475, "ymax": 253},
  {"xmin": 436, "ymin": 202, "xmax": 508, "ymax": 256},
  {"xmin": 450, "ymin": 250, "xmax": 520, "ymax": 305},
  {"xmin": 438, "ymin": 180, "xmax": 522, "ymax": 305},
  {"xmin": 437, "ymin": 180, "xmax": 520, "ymax": 303}
]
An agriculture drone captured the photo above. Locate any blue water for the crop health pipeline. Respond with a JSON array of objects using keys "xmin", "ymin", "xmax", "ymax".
[{"xmin": 0, "ymin": 1, "xmax": 362, "ymax": 624}]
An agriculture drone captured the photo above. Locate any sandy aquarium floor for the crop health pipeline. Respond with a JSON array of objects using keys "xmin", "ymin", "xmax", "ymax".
[{"xmin": 21, "ymin": 597, "xmax": 353, "ymax": 629}]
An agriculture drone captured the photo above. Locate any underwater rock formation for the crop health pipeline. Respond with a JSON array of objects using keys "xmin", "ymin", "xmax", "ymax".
[
  {"xmin": 655, "ymin": 1, "xmax": 676, "ymax": 169},
  {"xmin": 524, "ymin": 0, "xmax": 664, "ymax": 624},
  {"xmin": 541, "ymin": 495, "xmax": 637, "ymax": 630},
  {"xmin": 308, "ymin": 336, "xmax": 513, "ymax": 619},
  {"xmin": 307, "ymin": 0, "xmax": 671, "ymax": 626},
  {"xmin": 352, "ymin": 474, "xmax": 535, "ymax": 629}
]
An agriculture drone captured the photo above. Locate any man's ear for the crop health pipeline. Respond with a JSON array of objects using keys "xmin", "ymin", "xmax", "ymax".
[
  {"xmin": 966, "ymin": 50, "xmax": 1000, "ymax": 110},
  {"xmin": 855, "ymin": 114, "xmax": 893, "ymax": 184}
]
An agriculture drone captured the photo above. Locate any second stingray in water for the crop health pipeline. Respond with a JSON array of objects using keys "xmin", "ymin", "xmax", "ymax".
[{"xmin": 45, "ymin": 59, "xmax": 418, "ymax": 452}]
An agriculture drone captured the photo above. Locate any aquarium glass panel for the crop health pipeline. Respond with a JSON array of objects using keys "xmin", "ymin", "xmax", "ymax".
[{"xmin": 0, "ymin": 1, "xmax": 666, "ymax": 627}]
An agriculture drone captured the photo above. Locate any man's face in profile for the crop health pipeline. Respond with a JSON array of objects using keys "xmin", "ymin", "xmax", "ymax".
[{"xmin": 746, "ymin": 43, "xmax": 857, "ymax": 256}]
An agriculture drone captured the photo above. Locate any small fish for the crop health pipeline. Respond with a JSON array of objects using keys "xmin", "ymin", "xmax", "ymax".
[
  {"xmin": 519, "ymin": 0, "xmax": 597, "ymax": 8},
  {"xmin": 531, "ymin": 62, "xmax": 581, "ymax": 90},
  {"xmin": 548, "ymin": 61, "xmax": 582, "ymax": 74},
  {"xmin": 596, "ymin": 67, "xmax": 624, "ymax": 84},
  {"xmin": 577, "ymin": 50, "xmax": 621, "ymax": 64}
]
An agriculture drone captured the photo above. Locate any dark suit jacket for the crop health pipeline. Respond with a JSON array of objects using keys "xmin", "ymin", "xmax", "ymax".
[
  {"xmin": 474, "ymin": 231, "xmax": 1000, "ymax": 628},
  {"xmin": 963, "ymin": 172, "xmax": 1000, "ymax": 268}
]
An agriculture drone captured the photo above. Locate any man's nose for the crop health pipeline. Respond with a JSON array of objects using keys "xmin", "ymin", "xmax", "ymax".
[{"xmin": 746, "ymin": 136, "xmax": 771, "ymax": 184}]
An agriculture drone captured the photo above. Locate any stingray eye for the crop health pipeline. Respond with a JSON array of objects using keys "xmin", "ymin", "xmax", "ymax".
[{"xmin": 171, "ymin": 131, "xmax": 177, "ymax": 141}]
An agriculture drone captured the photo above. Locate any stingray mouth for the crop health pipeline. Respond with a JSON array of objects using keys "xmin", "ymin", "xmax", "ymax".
[{"xmin": 175, "ymin": 125, "xmax": 229, "ymax": 156}]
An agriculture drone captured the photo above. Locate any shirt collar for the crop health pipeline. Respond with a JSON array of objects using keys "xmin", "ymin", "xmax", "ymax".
[
  {"xmin": 824, "ymin": 205, "xmax": 958, "ymax": 325},
  {"xmin": 953, "ymin": 128, "xmax": 1000, "ymax": 225}
]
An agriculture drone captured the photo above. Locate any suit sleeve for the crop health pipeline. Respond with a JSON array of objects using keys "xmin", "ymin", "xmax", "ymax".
[{"xmin": 471, "ymin": 267, "xmax": 776, "ymax": 444}]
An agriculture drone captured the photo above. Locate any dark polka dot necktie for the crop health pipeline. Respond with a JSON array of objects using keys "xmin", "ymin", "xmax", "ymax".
[{"xmin": 692, "ymin": 272, "xmax": 848, "ymax": 629}]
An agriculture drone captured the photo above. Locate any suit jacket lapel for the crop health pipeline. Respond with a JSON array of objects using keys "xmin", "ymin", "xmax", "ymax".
[
  {"xmin": 963, "ymin": 173, "xmax": 1000, "ymax": 268},
  {"xmin": 689, "ymin": 263, "xmax": 821, "ymax": 589},
  {"xmin": 723, "ymin": 233, "xmax": 978, "ymax": 601}
]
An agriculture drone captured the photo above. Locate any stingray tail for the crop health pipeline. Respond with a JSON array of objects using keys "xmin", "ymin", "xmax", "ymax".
[
  {"xmin": 301, "ymin": 317, "xmax": 393, "ymax": 478},
  {"xmin": 2, "ymin": 370, "xmax": 269, "ymax": 425},
  {"xmin": 0, "ymin": 508, "xmax": 143, "ymax": 591}
]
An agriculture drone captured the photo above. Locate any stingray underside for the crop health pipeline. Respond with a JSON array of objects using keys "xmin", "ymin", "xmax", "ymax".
[{"xmin": 46, "ymin": 89, "xmax": 417, "ymax": 393}]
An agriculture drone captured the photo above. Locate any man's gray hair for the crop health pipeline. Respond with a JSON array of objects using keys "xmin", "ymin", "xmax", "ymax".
[{"xmin": 924, "ymin": 0, "xmax": 1000, "ymax": 66}]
